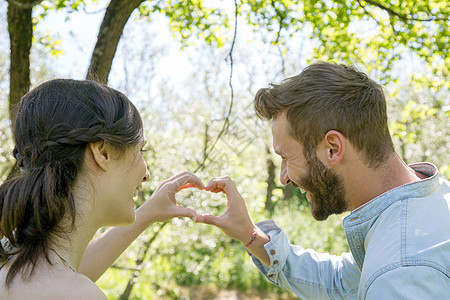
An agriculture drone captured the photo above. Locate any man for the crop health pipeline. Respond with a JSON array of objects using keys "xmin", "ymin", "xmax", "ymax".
[{"xmin": 197, "ymin": 62, "xmax": 450, "ymax": 299}]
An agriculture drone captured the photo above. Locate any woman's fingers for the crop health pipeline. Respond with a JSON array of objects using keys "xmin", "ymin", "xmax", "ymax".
[
  {"xmin": 178, "ymin": 183, "xmax": 196, "ymax": 191},
  {"xmin": 157, "ymin": 172, "xmax": 205, "ymax": 205},
  {"xmin": 170, "ymin": 172, "xmax": 205, "ymax": 191}
]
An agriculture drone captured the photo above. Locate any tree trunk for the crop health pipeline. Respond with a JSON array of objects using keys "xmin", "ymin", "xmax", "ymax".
[
  {"xmin": 7, "ymin": 0, "xmax": 34, "ymax": 124},
  {"xmin": 264, "ymin": 147, "xmax": 276, "ymax": 214},
  {"xmin": 86, "ymin": 0, "xmax": 145, "ymax": 84},
  {"xmin": 282, "ymin": 183, "xmax": 293, "ymax": 200}
]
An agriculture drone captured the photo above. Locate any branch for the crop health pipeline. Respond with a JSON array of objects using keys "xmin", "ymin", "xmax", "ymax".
[
  {"xmin": 356, "ymin": 0, "xmax": 382, "ymax": 26},
  {"xmin": 362, "ymin": 0, "xmax": 448, "ymax": 22},
  {"xmin": 86, "ymin": 0, "xmax": 145, "ymax": 84},
  {"xmin": 6, "ymin": 0, "xmax": 42, "ymax": 9},
  {"xmin": 194, "ymin": 0, "xmax": 238, "ymax": 172},
  {"xmin": 272, "ymin": 0, "xmax": 286, "ymax": 77},
  {"xmin": 83, "ymin": 6, "xmax": 106, "ymax": 15}
]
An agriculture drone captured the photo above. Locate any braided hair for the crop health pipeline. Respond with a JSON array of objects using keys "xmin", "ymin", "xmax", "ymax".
[{"xmin": 0, "ymin": 79, "xmax": 143, "ymax": 286}]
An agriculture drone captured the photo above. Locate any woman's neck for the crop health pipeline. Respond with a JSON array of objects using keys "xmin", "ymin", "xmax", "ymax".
[
  {"xmin": 50, "ymin": 183, "xmax": 101, "ymax": 272},
  {"xmin": 50, "ymin": 213, "xmax": 99, "ymax": 272}
]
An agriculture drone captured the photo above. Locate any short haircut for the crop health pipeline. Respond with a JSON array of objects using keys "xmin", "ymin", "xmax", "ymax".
[{"xmin": 254, "ymin": 61, "xmax": 394, "ymax": 168}]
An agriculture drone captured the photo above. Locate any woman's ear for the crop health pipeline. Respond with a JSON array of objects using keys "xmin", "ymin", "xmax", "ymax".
[
  {"xmin": 322, "ymin": 130, "xmax": 345, "ymax": 166},
  {"xmin": 88, "ymin": 141, "xmax": 110, "ymax": 172}
]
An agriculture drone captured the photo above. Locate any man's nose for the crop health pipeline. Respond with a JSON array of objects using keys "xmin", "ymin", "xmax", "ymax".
[
  {"xmin": 281, "ymin": 174, "xmax": 292, "ymax": 185},
  {"xmin": 280, "ymin": 161, "xmax": 291, "ymax": 185}
]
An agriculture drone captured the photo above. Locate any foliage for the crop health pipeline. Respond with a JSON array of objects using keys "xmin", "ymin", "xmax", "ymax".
[
  {"xmin": 36, "ymin": 0, "xmax": 91, "ymax": 20},
  {"xmin": 241, "ymin": 0, "xmax": 449, "ymax": 81},
  {"xmin": 389, "ymin": 76, "xmax": 450, "ymax": 178},
  {"xmin": 0, "ymin": 102, "xmax": 13, "ymax": 182},
  {"xmin": 138, "ymin": 0, "xmax": 228, "ymax": 48},
  {"xmin": 34, "ymin": 32, "xmax": 63, "ymax": 57},
  {"xmin": 0, "ymin": 41, "xmax": 13, "ymax": 181},
  {"xmin": 1, "ymin": 0, "xmax": 449, "ymax": 298}
]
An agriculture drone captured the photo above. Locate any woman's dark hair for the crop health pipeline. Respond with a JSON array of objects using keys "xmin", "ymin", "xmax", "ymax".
[
  {"xmin": 0, "ymin": 79, "xmax": 143, "ymax": 286},
  {"xmin": 254, "ymin": 61, "xmax": 395, "ymax": 169}
]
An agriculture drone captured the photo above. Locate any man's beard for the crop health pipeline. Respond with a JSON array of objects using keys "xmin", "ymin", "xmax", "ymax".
[{"xmin": 297, "ymin": 148, "xmax": 348, "ymax": 221}]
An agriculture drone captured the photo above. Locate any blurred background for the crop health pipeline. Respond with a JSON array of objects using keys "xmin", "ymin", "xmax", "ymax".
[{"xmin": 0, "ymin": 0, "xmax": 448, "ymax": 298}]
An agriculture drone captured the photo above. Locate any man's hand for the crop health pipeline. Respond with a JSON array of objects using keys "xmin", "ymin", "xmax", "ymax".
[{"xmin": 196, "ymin": 176, "xmax": 258, "ymax": 244}]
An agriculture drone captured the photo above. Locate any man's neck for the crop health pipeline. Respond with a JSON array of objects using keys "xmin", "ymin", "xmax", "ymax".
[
  {"xmin": 345, "ymin": 153, "xmax": 422, "ymax": 211},
  {"xmin": 381, "ymin": 153, "xmax": 423, "ymax": 189}
]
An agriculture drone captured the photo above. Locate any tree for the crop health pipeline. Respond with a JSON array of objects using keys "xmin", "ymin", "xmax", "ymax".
[
  {"xmin": 86, "ymin": 0, "xmax": 145, "ymax": 84},
  {"xmin": 3, "ymin": 0, "xmax": 449, "ymax": 298},
  {"xmin": 242, "ymin": 0, "xmax": 449, "ymax": 82},
  {"xmin": 6, "ymin": 0, "xmax": 34, "ymax": 120}
]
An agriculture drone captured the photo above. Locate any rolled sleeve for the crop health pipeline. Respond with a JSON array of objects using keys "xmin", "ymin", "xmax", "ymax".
[
  {"xmin": 250, "ymin": 219, "xmax": 290, "ymax": 284},
  {"xmin": 248, "ymin": 219, "xmax": 360, "ymax": 299}
]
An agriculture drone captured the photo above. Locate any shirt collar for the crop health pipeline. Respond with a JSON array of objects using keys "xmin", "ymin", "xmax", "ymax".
[{"xmin": 342, "ymin": 162, "xmax": 440, "ymax": 269}]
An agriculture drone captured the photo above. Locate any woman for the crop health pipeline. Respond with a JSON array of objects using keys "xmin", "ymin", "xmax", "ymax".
[{"xmin": 0, "ymin": 79, "xmax": 204, "ymax": 299}]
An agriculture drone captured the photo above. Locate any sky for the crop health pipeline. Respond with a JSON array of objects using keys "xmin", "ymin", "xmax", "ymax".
[{"xmin": 32, "ymin": 1, "xmax": 193, "ymax": 83}]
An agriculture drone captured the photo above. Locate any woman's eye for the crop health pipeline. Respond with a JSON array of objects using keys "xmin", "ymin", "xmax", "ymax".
[{"xmin": 140, "ymin": 148, "xmax": 148, "ymax": 153}]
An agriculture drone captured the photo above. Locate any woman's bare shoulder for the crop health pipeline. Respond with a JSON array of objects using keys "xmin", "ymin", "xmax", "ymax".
[
  {"xmin": 0, "ymin": 269, "xmax": 107, "ymax": 300},
  {"xmin": 60, "ymin": 272, "xmax": 107, "ymax": 300}
]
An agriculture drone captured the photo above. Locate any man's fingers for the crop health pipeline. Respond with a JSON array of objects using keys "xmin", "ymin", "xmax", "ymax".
[
  {"xmin": 196, "ymin": 214, "xmax": 222, "ymax": 226},
  {"xmin": 208, "ymin": 187, "xmax": 225, "ymax": 193},
  {"xmin": 172, "ymin": 207, "xmax": 199, "ymax": 222},
  {"xmin": 205, "ymin": 177, "xmax": 241, "ymax": 200},
  {"xmin": 205, "ymin": 178, "xmax": 227, "ymax": 192}
]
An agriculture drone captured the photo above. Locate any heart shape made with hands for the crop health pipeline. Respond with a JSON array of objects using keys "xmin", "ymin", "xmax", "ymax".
[
  {"xmin": 174, "ymin": 178, "xmax": 254, "ymax": 243},
  {"xmin": 177, "ymin": 183, "xmax": 228, "ymax": 217},
  {"xmin": 146, "ymin": 173, "xmax": 247, "ymax": 226}
]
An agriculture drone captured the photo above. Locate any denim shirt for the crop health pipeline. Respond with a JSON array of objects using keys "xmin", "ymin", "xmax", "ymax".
[{"xmin": 250, "ymin": 163, "xmax": 450, "ymax": 299}]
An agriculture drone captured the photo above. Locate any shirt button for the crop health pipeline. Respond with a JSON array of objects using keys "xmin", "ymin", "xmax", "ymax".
[
  {"xmin": 357, "ymin": 245, "xmax": 360, "ymax": 249},
  {"xmin": 268, "ymin": 274, "xmax": 273, "ymax": 278},
  {"xmin": 270, "ymin": 250, "xmax": 276, "ymax": 255},
  {"xmin": 273, "ymin": 260, "xmax": 279, "ymax": 265}
]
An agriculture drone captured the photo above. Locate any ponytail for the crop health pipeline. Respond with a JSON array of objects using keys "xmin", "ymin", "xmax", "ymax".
[{"xmin": 0, "ymin": 161, "xmax": 77, "ymax": 287}]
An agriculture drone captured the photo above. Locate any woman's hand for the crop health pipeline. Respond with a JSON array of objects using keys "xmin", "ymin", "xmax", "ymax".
[
  {"xmin": 195, "ymin": 176, "xmax": 257, "ymax": 244},
  {"xmin": 137, "ymin": 171, "xmax": 205, "ymax": 224}
]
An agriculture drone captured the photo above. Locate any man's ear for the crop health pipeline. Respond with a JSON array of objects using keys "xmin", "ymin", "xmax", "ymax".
[
  {"xmin": 88, "ymin": 141, "xmax": 110, "ymax": 172},
  {"xmin": 321, "ymin": 130, "xmax": 345, "ymax": 166}
]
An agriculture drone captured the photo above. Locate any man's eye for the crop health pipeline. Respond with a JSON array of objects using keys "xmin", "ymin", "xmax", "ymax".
[{"xmin": 140, "ymin": 148, "xmax": 148, "ymax": 153}]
